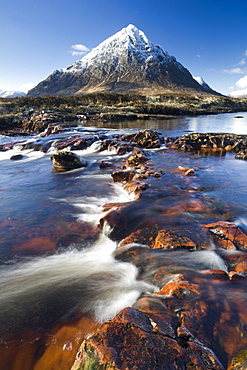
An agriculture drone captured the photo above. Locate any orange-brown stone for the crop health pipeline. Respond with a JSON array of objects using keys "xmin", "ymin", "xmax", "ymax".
[
  {"xmin": 119, "ymin": 224, "xmax": 158, "ymax": 248},
  {"xmin": 154, "ymin": 229, "xmax": 197, "ymax": 250},
  {"xmin": 157, "ymin": 280, "xmax": 201, "ymax": 298},
  {"xmin": 204, "ymin": 221, "xmax": 247, "ymax": 250}
]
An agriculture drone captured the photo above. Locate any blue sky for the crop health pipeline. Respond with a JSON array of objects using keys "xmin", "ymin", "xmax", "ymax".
[{"xmin": 1, "ymin": 0, "xmax": 247, "ymax": 95}]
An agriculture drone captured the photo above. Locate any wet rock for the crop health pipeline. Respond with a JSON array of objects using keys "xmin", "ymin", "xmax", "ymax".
[
  {"xmin": 177, "ymin": 165, "xmax": 195, "ymax": 176},
  {"xmin": 172, "ymin": 133, "xmax": 247, "ymax": 154},
  {"xmin": 119, "ymin": 223, "xmax": 159, "ymax": 248},
  {"xmin": 76, "ymin": 307, "xmax": 224, "ymax": 370},
  {"xmin": 22, "ymin": 111, "xmax": 76, "ymax": 133},
  {"xmin": 101, "ymin": 202, "xmax": 131, "ymax": 212},
  {"xmin": 15, "ymin": 237, "xmax": 56, "ymax": 254},
  {"xmin": 0, "ymin": 140, "xmax": 26, "ymax": 151},
  {"xmin": 115, "ymin": 143, "xmax": 134, "ymax": 155},
  {"xmin": 154, "ymin": 229, "xmax": 197, "ymax": 250},
  {"xmin": 100, "ymin": 138, "xmax": 117, "ymax": 151},
  {"xmin": 234, "ymin": 260, "xmax": 247, "ymax": 275},
  {"xmin": 119, "ymin": 129, "xmax": 162, "ymax": 148},
  {"xmin": 227, "ymin": 348, "xmax": 247, "ymax": 369},
  {"xmin": 10, "ymin": 154, "xmax": 24, "ymax": 160},
  {"xmin": 125, "ymin": 147, "xmax": 149, "ymax": 168},
  {"xmin": 157, "ymin": 280, "xmax": 201, "ymax": 298},
  {"xmin": 99, "ymin": 161, "xmax": 112, "ymax": 169},
  {"xmin": 98, "ymin": 209, "xmax": 126, "ymax": 240},
  {"xmin": 204, "ymin": 221, "xmax": 247, "ymax": 251},
  {"xmin": 111, "ymin": 170, "xmax": 136, "ymax": 183},
  {"xmin": 54, "ymin": 136, "xmax": 96, "ymax": 150},
  {"xmin": 228, "ymin": 271, "xmax": 246, "ymax": 280},
  {"xmin": 123, "ymin": 181, "xmax": 149, "ymax": 194},
  {"xmin": 235, "ymin": 149, "xmax": 247, "ymax": 160},
  {"xmin": 50, "ymin": 151, "xmax": 87, "ymax": 171}
]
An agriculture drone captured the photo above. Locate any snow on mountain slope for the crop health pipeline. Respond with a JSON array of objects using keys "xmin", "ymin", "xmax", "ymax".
[
  {"xmin": 63, "ymin": 24, "xmax": 183, "ymax": 74},
  {"xmin": 193, "ymin": 76, "xmax": 213, "ymax": 91}
]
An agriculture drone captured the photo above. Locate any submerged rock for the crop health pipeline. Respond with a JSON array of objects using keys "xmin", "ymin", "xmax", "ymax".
[
  {"xmin": 74, "ymin": 306, "xmax": 225, "ymax": 370},
  {"xmin": 50, "ymin": 151, "xmax": 87, "ymax": 171}
]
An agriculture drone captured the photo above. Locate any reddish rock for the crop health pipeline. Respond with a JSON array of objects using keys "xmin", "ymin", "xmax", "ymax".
[
  {"xmin": 98, "ymin": 209, "xmax": 123, "ymax": 230},
  {"xmin": 111, "ymin": 170, "xmax": 135, "ymax": 183},
  {"xmin": 119, "ymin": 224, "xmax": 159, "ymax": 248},
  {"xmin": 77, "ymin": 307, "xmax": 224, "ymax": 370},
  {"xmin": 123, "ymin": 181, "xmax": 149, "ymax": 194},
  {"xmin": 173, "ymin": 133, "xmax": 247, "ymax": 154},
  {"xmin": 177, "ymin": 165, "xmax": 195, "ymax": 176},
  {"xmin": 154, "ymin": 229, "xmax": 197, "ymax": 250},
  {"xmin": 157, "ymin": 280, "xmax": 201, "ymax": 298},
  {"xmin": 204, "ymin": 221, "xmax": 247, "ymax": 250},
  {"xmin": 234, "ymin": 260, "xmax": 247, "ymax": 275},
  {"xmin": 119, "ymin": 129, "xmax": 162, "ymax": 149},
  {"xmin": 228, "ymin": 271, "xmax": 246, "ymax": 280},
  {"xmin": 15, "ymin": 237, "xmax": 56, "ymax": 253},
  {"xmin": 115, "ymin": 143, "xmax": 134, "ymax": 155},
  {"xmin": 101, "ymin": 202, "xmax": 131, "ymax": 212},
  {"xmin": 200, "ymin": 269, "xmax": 229, "ymax": 280},
  {"xmin": 125, "ymin": 147, "xmax": 149, "ymax": 168},
  {"xmin": 55, "ymin": 136, "xmax": 96, "ymax": 150}
]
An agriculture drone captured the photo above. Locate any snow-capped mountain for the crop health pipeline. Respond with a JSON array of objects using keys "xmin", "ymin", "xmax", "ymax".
[
  {"xmin": 28, "ymin": 24, "xmax": 219, "ymax": 96},
  {"xmin": 0, "ymin": 89, "xmax": 25, "ymax": 98}
]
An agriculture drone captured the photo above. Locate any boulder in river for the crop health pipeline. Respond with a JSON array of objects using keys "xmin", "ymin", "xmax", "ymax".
[
  {"xmin": 119, "ymin": 129, "xmax": 163, "ymax": 148},
  {"xmin": 74, "ymin": 306, "xmax": 225, "ymax": 370},
  {"xmin": 50, "ymin": 151, "xmax": 87, "ymax": 171},
  {"xmin": 172, "ymin": 132, "xmax": 247, "ymax": 153}
]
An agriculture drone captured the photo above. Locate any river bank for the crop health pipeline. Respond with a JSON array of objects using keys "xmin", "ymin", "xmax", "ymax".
[{"xmin": 1, "ymin": 93, "xmax": 247, "ymax": 133}]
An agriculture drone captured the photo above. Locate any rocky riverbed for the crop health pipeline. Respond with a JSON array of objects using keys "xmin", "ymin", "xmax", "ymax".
[
  {"xmin": 37, "ymin": 128, "xmax": 247, "ymax": 370},
  {"xmin": 1, "ymin": 121, "xmax": 247, "ymax": 370}
]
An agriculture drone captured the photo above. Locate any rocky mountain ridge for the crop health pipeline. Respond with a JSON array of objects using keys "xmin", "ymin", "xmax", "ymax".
[{"xmin": 28, "ymin": 24, "xmax": 220, "ymax": 97}]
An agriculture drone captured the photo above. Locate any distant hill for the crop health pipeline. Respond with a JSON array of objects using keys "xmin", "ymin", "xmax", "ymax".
[
  {"xmin": 28, "ymin": 24, "xmax": 221, "ymax": 97},
  {"xmin": 0, "ymin": 89, "xmax": 25, "ymax": 98}
]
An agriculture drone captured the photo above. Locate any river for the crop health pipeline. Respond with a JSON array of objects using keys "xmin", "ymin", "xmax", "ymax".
[{"xmin": 0, "ymin": 112, "xmax": 247, "ymax": 369}]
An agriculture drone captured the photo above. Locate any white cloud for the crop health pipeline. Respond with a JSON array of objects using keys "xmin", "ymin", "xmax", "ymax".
[
  {"xmin": 229, "ymin": 88, "xmax": 247, "ymax": 97},
  {"xmin": 228, "ymin": 75, "xmax": 247, "ymax": 97},
  {"xmin": 19, "ymin": 82, "xmax": 36, "ymax": 93},
  {"xmin": 70, "ymin": 44, "xmax": 90, "ymax": 56},
  {"xmin": 237, "ymin": 58, "xmax": 246, "ymax": 66},
  {"xmin": 236, "ymin": 75, "xmax": 247, "ymax": 89},
  {"xmin": 223, "ymin": 67, "xmax": 246, "ymax": 74}
]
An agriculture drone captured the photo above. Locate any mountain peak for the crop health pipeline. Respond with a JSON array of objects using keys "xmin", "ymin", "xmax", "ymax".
[
  {"xmin": 114, "ymin": 24, "xmax": 150, "ymax": 45},
  {"xmin": 28, "ymin": 25, "xmax": 220, "ymax": 97}
]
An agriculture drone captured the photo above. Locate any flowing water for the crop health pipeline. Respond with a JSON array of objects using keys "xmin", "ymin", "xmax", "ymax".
[{"xmin": 0, "ymin": 112, "xmax": 247, "ymax": 369}]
